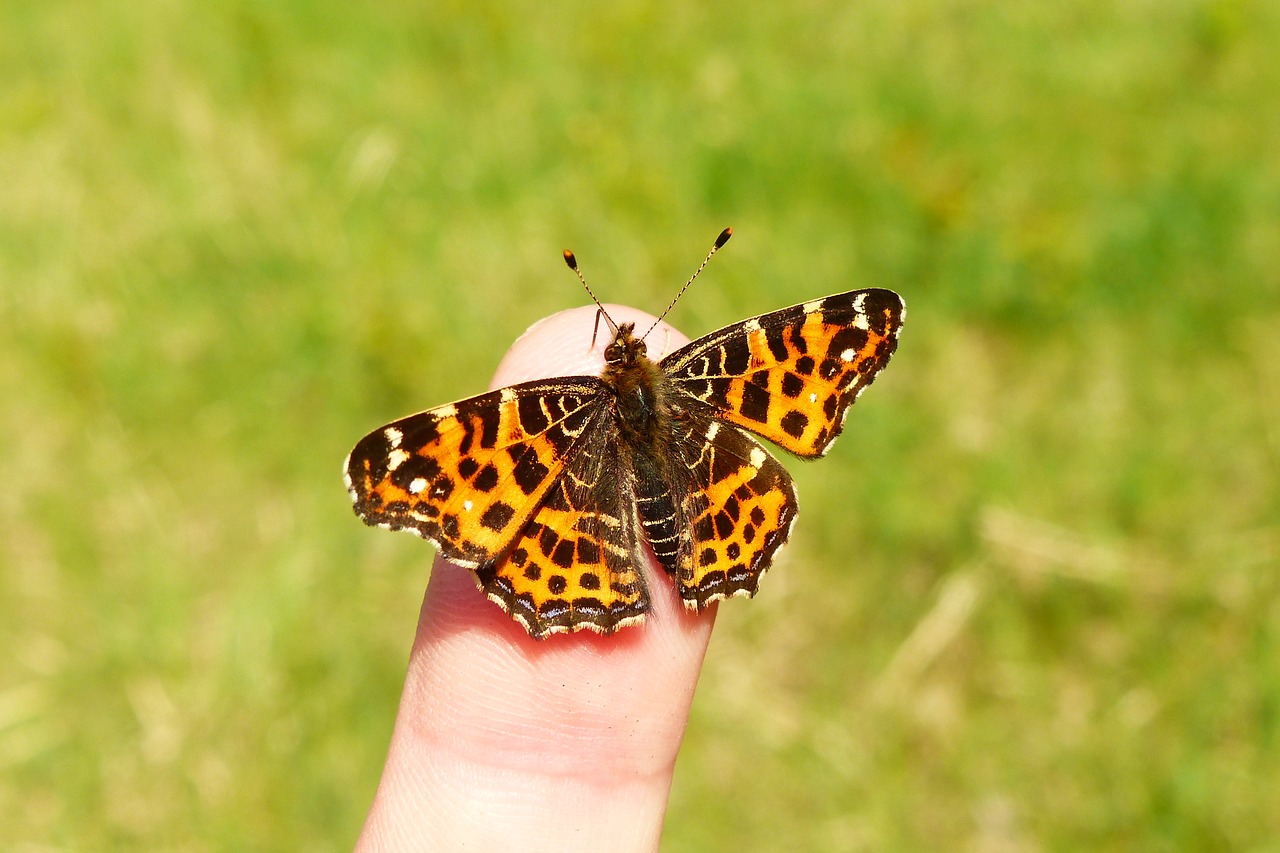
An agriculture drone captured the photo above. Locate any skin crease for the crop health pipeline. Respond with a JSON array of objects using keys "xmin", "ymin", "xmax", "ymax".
[{"xmin": 356, "ymin": 305, "xmax": 717, "ymax": 853}]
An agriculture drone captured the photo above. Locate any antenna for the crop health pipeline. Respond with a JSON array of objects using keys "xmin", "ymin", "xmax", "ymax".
[
  {"xmin": 641, "ymin": 227, "xmax": 732, "ymax": 340},
  {"xmin": 563, "ymin": 247, "xmax": 617, "ymax": 347}
]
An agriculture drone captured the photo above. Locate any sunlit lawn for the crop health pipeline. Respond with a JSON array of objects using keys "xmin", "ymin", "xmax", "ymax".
[{"xmin": 2, "ymin": 1, "xmax": 1278, "ymax": 849}]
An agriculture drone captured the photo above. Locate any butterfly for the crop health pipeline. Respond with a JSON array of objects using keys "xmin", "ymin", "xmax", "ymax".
[{"xmin": 344, "ymin": 229, "xmax": 905, "ymax": 638}]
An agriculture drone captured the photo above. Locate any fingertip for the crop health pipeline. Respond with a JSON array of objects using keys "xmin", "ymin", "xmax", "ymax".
[{"xmin": 490, "ymin": 304, "xmax": 690, "ymax": 389}]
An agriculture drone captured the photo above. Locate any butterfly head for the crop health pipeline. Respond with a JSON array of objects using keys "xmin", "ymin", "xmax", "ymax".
[{"xmin": 604, "ymin": 322, "xmax": 647, "ymax": 367}]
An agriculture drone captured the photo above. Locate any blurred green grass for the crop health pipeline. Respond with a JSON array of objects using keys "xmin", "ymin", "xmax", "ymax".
[{"xmin": 2, "ymin": 0, "xmax": 1278, "ymax": 848}]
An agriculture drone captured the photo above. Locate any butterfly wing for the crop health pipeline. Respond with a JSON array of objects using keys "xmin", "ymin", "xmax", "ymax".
[
  {"xmin": 344, "ymin": 378, "xmax": 606, "ymax": 568},
  {"xmin": 473, "ymin": 415, "xmax": 653, "ymax": 637},
  {"xmin": 660, "ymin": 289, "xmax": 904, "ymax": 458},
  {"xmin": 665, "ymin": 413, "xmax": 799, "ymax": 609}
]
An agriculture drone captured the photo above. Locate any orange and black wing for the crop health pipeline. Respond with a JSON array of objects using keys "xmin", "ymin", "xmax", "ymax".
[
  {"xmin": 344, "ymin": 378, "xmax": 605, "ymax": 568},
  {"xmin": 660, "ymin": 289, "xmax": 904, "ymax": 458},
  {"xmin": 664, "ymin": 415, "xmax": 799, "ymax": 610},
  {"xmin": 473, "ymin": 418, "xmax": 653, "ymax": 638}
]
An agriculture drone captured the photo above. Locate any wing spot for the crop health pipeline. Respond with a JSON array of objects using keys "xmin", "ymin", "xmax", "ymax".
[
  {"xmin": 479, "ymin": 500, "xmax": 515, "ymax": 532},
  {"xmin": 726, "ymin": 542, "xmax": 741, "ymax": 560},
  {"xmin": 408, "ymin": 477, "xmax": 426, "ymax": 494},
  {"xmin": 780, "ymin": 410, "xmax": 809, "ymax": 439},
  {"xmin": 463, "ymin": 499, "xmax": 473, "ymax": 512},
  {"xmin": 386, "ymin": 449, "xmax": 410, "ymax": 472},
  {"xmin": 538, "ymin": 525, "xmax": 559, "ymax": 557},
  {"xmin": 739, "ymin": 382, "xmax": 771, "ymax": 423},
  {"xmin": 473, "ymin": 464, "xmax": 500, "ymax": 492},
  {"xmin": 548, "ymin": 575, "xmax": 568, "ymax": 595},
  {"xmin": 552, "ymin": 539, "xmax": 575, "ymax": 569},
  {"xmin": 579, "ymin": 571, "xmax": 601, "ymax": 590},
  {"xmin": 512, "ymin": 453, "xmax": 550, "ymax": 495},
  {"xmin": 749, "ymin": 447, "xmax": 767, "ymax": 469},
  {"xmin": 384, "ymin": 427, "xmax": 403, "ymax": 448},
  {"xmin": 840, "ymin": 348, "xmax": 856, "ymax": 361},
  {"xmin": 780, "ymin": 372, "xmax": 804, "ymax": 399},
  {"xmin": 714, "ymin": 512, "xmax": 735, "ymax": 538},
  {"xmin": 430, "ymin": 476, "xmax": 454, "ymax": 500}
]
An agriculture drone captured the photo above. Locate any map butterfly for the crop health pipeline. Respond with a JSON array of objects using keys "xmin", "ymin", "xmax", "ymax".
[{"xmin": 344, "ymin": 229, "xmax": 905, "ymax": 638}]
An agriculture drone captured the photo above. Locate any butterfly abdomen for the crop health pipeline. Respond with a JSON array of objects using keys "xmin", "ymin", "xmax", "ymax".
[{"xmin": 633, "ymin": 452, "xmax": 682, "ymax": 573}]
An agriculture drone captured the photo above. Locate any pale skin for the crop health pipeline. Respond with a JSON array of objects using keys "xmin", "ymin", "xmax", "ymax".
[{"xmin": 356, "ymin": 305, "xmax": 717, "ymax": 852}]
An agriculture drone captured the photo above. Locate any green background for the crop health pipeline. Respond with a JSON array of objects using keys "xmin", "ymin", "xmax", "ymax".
[{"xmin": 3, "ymin": 1, "xmax": 1278, "ymax": 849}]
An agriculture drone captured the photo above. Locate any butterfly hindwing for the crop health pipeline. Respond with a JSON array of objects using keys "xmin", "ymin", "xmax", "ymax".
[
  {"xmin": 660, "ymin": 289, "xmax": 905, "ymax": 458},
  {"xmin": 344, "ymin": 379, "xmax": 605, "ymax": 568},
  {"xmin": 474, "ymin": 415, "xmax": 652, "ymax": 637},
  {"xmin": 664, "ymin": 413, "xmax": 799, "ymax": 609}
]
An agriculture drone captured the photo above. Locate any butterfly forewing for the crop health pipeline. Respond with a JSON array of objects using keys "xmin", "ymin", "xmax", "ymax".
[
  {"xmin": 344, "ymin": 379, "xmax": 605, "ymax": 568},
  {"xmin": 660, "ymin": 289, "xmax": 905, "ymax": 458}
]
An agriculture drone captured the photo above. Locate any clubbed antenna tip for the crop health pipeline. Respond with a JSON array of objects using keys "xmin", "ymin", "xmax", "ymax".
[
  {"xmin": 642, "ymin": 227, "xmax": 734, "ymax": 340},
  {"xmin": 562, "ymin": 245, "xmax": 614, "ymax": 338}
]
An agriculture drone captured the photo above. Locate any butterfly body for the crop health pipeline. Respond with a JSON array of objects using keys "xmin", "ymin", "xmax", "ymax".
[{"xmin": 345, "ymin": 287, "xmax": 904, "ymax": 638}]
